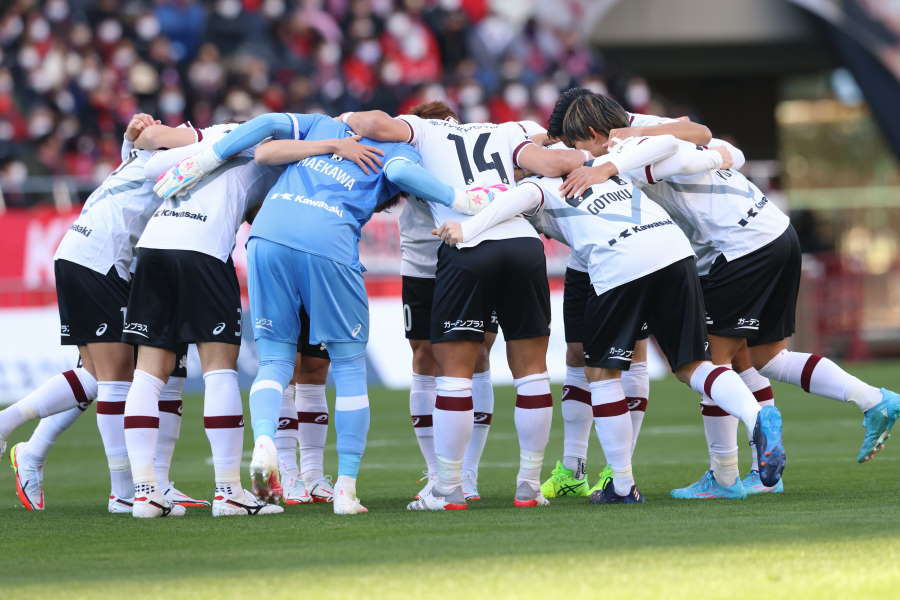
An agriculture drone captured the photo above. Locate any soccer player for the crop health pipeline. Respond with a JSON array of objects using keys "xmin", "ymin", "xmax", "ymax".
[
  {"xmin": 153, "ymin": 111, "xmax": 492, "ymax": 515},
  {"xmin": 345, "ymin": 105, "xmax": 593, "ymax": 510},
  {"xmin": 0, "ymin": 114, "xmax": 201, "ymax": 512},
  {"xmin": 276, "ymin": 310, "xmax": 334, "ymax": 505},
  {"xmin": 436, "ymin": 128, "xmax": 786, "ymax": 503},
  {"xmin": 535, "ymin": 91, "xmax": 715, "ymax": 498},
  {"xmin": 398, "ymin": 102, "xmax": 502, "ymax": 502}
]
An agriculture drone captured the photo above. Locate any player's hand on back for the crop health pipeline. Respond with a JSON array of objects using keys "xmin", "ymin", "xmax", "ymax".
[
  {"xmin": 559, "ymin": 163, "xmax": 617, "ymax": 199},
  {"xmin": 333, "ymin": 135, "xmax": 384, "ymax": 175},
  {"xmin": 432, "ymin": 221, "xmax": 464, "ymax": 247},
  {"xmin": 125, "ymin": 113, "xmax": 160, "ymax": 142}
]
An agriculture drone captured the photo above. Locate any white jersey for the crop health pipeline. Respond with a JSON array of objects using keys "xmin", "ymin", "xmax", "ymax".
[
  {"xmin": 54, "ymin": 147, "xmax": 159, "ymax": 280},
  {"xmin": 524, "ymin": 162, "xmax": 694, "ymax": 296},
  {"xmin": 399, "ymin": 195, "xmax": 441, "ymax": 278},
  {"xmin": 137, "ymin": 136, "xmax": 281, "ymax": 262},
  {"xmin": 397, "ymin": 115, "xmax": 537, "ymax": 248},
  {"xmin": 629, "ymin": 144, "xmax": 790, "ymax": 276}
]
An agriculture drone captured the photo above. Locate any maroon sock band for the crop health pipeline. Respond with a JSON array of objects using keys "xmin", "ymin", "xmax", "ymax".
[
  {"xmin": 753, "ymin": 387, "xmax": 774, "ymax": 402},
  {"xmin": 204, "ymin": 415, "xmax": 244, "ymax": 428},
  {"xmin": 435, "ymin": 395, "xmax": 473, "ymax": 411},
  {"xmin": 592, "ymin": 399, "xmax": 628, "ymax": 418},
  {"xmin": 474, "ymin": 412, "xmax": 493, "ymax": 424},
  {"xmin": 626, "ymin": 397, "xmax": 648, "ymax": 412},
  {"xmin": 516, "ymin": 394, "xmax": 553, "ymax": 409},
  {"xmin": 411, "ymin": 414, "xmax": 433, "ymax": 428},
  {"xmin": 158, "ymin": 400, "xmax": 183, "ymax": 415},
  {"xmin": 701, "ymin": 404, "xmax": 731, "ymax": 417},
  {"xmin": 299, "ymin": 412, "xmax": 329, "ymax": 424},
  {"xmin": 277, "ymin": 417, "xmax": 299, "ymax": 430},
  {"xmin": 801, "ymin": 355, "xmax": 822, "ymax": 393},
  {"xmin": 704, "ymin": 366, "xmax": 730, "ymax": 397},
  {"xmin": 562, "ymin": 385, "xmax": 591, "ymax": 405},
  {"xmin": 62, "ymin": 370, "xmax": 90, "ymax": 410},
  {"xmin": 124, "ymin": 416, "xmax": 160, "ymax": 429},
  {"xmin": 96, "ymin": 401, "xmax": 126, "ymax": 415}
]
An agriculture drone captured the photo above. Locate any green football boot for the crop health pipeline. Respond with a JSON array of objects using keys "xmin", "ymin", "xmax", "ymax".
[
  {"xmin": 540, "ymin": 461, "xmax": 590, "ymax": 498},
  {"xmin": 587, "ymin": 464, "xmax": 614, "ymax": 497}
]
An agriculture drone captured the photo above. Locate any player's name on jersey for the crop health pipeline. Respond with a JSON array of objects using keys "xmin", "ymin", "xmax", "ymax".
[
  {"xmin": 69, "ymin": 223, "xmax": 93, "ymax": 237},
  {"xmin": 299, "ymin": 156, "xmax": 356, "ymax": 191},
  {"xmin": 268, "ymin": 191, "xmax": 344, "ymax": 218}
]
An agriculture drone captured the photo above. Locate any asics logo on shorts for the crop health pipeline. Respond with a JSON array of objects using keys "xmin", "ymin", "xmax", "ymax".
[
  {"xmin": 351, "ymin": 324, "xmax": 362, "ymax": 338},
  {"xmin": 95, "ymin": 323, "xmax": 108, "ymax": 336},
  {"xmin": 255, "ymin": 317, "xmax": 274, "ymax": 332},
  {"xmin": 212, "ymin": 322, "xmax": 226, "ymax": 335}
]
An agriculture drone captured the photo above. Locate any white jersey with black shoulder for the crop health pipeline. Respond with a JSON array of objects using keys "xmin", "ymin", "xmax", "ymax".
[
  {"xmin": 628, "ymin": 142, "xmax": 790, "ymax": 276},
  {"xmin": 522, "ymin": 160, "xmax": 694, "ymax": 296},
  {"xmin": 397, "ymin": 114, "xmax": 537, "ymax": 248},
  {"xmin": 137, "ymin": 129, "xmax": 281, "ymax": 262},
  {"xmin": 54, "ymin": 145, "xmax": 159, "ymax": 280}
]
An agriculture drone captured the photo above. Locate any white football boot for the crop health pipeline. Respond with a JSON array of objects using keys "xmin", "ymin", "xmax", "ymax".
[
  {"xmin": 406, "ymin": 485, "xmax": 468, "ymax": 511},
  {"xmin": 283, "ymin": 475, "xmax": 312, "ymax": 505},
  {"xmin": 131, "ymin": 483, "xmax": 186, "ymax": 518},
  {"xmin": 108, "ymin": 495, "xmax": 135, "ymax": 514},
  {"xmin": 513, "ymin": 480, "xmax": 549, "ymax": 508},
  {"xmin": 163, "ymin": 484, "xmax": 211, "ymax": 508},
  {"xmin": 10, "ymin": 443, "xmax": 44, "ymax": 511},
  {"xmin": 212, "ymin": 487, "xmax": 284, "ymax": 517},
  {"xmin": 462, "ymin": 470, "xmax": 481, "ymax": 501},
  {"xmin": 413, "ymin": 471, "xmax": 436, "ymax": 500},
  {"xmin": 307, "ymin": 476, "xmax": 334, "ymax": 503},
  {"xmin": 333, "ymin": 477, "xmax": 368, "ymax": 515},
  {"xmin": 249, "ymin": 435, "xmax": 282, "ymax": 504}
]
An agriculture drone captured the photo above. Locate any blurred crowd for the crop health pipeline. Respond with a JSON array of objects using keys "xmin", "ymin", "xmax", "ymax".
[{"xmin": 0, "ymin": 0, "xmax": 660, "ymax": 205}]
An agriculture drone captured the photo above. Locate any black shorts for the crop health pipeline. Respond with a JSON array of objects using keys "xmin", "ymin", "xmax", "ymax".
[
  {"xmin": 564, "ymin": 267, "xmax": 648, "ymax": 343},
  {"xmin": 701, "ymin": 226, "xmax": 801, "ymax": 347},
  {"xmin": 402, "ymin": 275, "xmax": 498, "ymax": 341},
  {"xmin": 431, "ymin": 238, "xmax": 549, "ymax": 343},
  {"xmin": 55, "ymin": 259, "xmax": 130, "ymax": 346},
  {"xmin": 298, "ymin": 308, "xmax": 329, "ymax": 360},
  {"xmin": 123, "ymin": 249, "xmax": 242, "ymax": 350},
  {"xmin": 583, "ymin": 257, "xmax": 709, "ymax": 370}
]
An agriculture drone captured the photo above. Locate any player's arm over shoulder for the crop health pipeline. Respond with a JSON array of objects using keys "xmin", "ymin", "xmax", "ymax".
[
  {"xmin": 134, "ymin": 124, "xmax": 199, "ymax": 151},
  {"xmin": 344, "ymin": 111, "xmax": 414, "ymax": 144},
  {"xmin": 512, "ymin": 122, "xmax": 590, "ymax": 178},
  {"xmin": 621, "ymin": 113, "xmax": 711, "ymax": 146}
]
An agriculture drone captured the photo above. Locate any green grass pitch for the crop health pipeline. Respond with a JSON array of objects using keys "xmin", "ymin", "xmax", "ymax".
[{"xmin": 2, "ymin": 362, "xmax": 900, "ymax": 599}]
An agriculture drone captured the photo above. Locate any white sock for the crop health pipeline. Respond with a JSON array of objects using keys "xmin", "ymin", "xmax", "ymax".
[
  {"xmin": 464, "ymin": 370, "xmax": 494, "ymax": 479},
  {"xmin": 203, "ymin": 369, "xmax": 244, "ymax": 487},
  {"xmin": 738, "ymin": 367, "xmax": 775, "ymax": 470},
  {"xmin": 96, "ymin": 380, "xmax": 133, "ymax": 498},
  {"xmin": 23, "ymin": 407, "xmax": 83, "ymax": 464},
  {"xmin": 700, "ymin": 396, "xmax": 740, "ymax": 486},
  {"xmin": 513, "ymin": 372, "xmax": 552, "ymax": 484},
  {"xmin": 0, "ymin": 368, "xmax": 97, "ymax": 438},
  {"xmin": 590, "ymin": 378, "xmax": 633, "ymax": 496},
  {"xmin": 561, "ymin": 365, "xmax": 591, "ymax": 476},
  {"xmin": 622, "ymin": 361, "xmax": 649, "ymax": 456},
  {"xmin": 433, "ymin": 376, "xmax": 473, "ymax": 493},
  {"xmin": 409, "ymin": 372, "xmax": 437, "ymax": 475},
  {"xmin": 275, "ymin": 383, "xmax": 299, "ymax": 480},
  {"xmin": 297, "ymin": 383, "xmax": 328, "ymax": 485},
  {"xmin": 759, "ymin": 349, "xmax": 882, "ymax": 411},
  {"xmin": 124, "ymin": 370, "xmax": 165, "ymax": 486},
  {"xmin": 689, "ymin": 363, "xmax": 760, "ymax": 431},
  {"xmin": 155, "ymin": 376, "xmax": 184, "ymax": 489}
]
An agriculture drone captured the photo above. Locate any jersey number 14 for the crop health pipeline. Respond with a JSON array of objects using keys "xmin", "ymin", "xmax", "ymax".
[{"xmin": 446, "ymin": 133, "xmax": 510, "ymax": 185}]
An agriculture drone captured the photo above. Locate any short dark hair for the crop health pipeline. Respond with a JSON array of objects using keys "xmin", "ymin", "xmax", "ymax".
[
  {"xmin": 548, "ymin": 87, "xmax": 593, "ymax": 138},
  {"xmin": 560, "ymin": 93, "xmax": 629, "ymax": 142},
  {"xmin": 410, "ymin": 101, "xmax": 460, "ymax": 122}
]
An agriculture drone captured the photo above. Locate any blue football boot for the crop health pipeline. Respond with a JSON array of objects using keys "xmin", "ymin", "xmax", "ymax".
[
  {"xmin": 857, "ymin": 389, "xmax": 900, "ymax": 463},
  {"xmin": 752, "ymin": 405, "xmax": 785, "ymax": 487},
  {"xmin": 741, "ymin": 469, "xmax": 784, "ymax": 495},
  {"xmin": 670, "ymin": 470, "xmax": 747, "ymax": 500}
]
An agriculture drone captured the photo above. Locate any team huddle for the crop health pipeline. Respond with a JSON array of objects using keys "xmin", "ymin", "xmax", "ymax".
[{"xmin": 2, "ymin": 87, "xmax": 899, "ymax": 518}]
